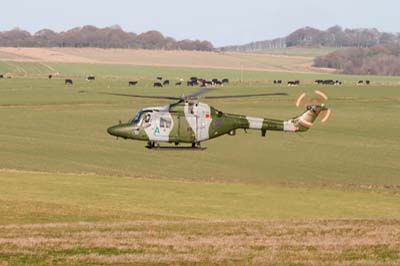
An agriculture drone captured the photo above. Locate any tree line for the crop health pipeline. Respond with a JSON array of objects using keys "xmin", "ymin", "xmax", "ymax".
[
  {"xmin": 314, "ymin": 44, "xmax": 400, "ymax": 75},
  {"xmin": 219, "ymin": 26, "xmax": 400, "ymax": 52},
  {"xmin": 0, "ymin": 25, "xmax": 214, "ymax": 51}
]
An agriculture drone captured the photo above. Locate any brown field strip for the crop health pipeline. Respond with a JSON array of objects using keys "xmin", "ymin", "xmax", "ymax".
[
  {"xmin": 0, "ymin": 47, "xmax": 328, "ymax": 73},
  {"xmin": 1, "ymin": 219, "xmax": 399, "ymax": 265}
]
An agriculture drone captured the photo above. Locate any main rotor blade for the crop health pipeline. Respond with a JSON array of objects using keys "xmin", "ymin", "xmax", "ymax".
[
  {"xmin": 82, "ymin": 91, "xmax": 181, "ymax": 100},
  {"xmin": 203, "ymin": 92, "xmax": 288, "ymax": 99},
  {"xmin": 185, "ymin": 88, "xmax": 212, "ymax": 99}
]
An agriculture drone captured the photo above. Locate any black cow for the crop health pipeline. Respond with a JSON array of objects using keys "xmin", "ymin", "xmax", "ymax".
[
  {"xmin": 274, "ymin": 80, "xmax": 283, "ymax": 84},
  {"xmin": 175, "ymin": 82, "xmax": 182, "ymax": 86},
  {"xmin": 48, "ymin": 74, "xmax": 53, "ymax": 79},
  {"xmin": 157, "ymin": 77, "xmax": 163, "ymax": 80},
  {"xmin": 190, "ymin": 77, "xmax": 198, "ymax": 81},
  {"xmin": 0, "ymin": 74, "xmax": 3, "ymax": 79},
  {"xmin": 65, "ymin": 79, "xmax": 73, "ymax": 85},
  {"xmin": 154, "ymin": 82, "xmax": 163, "ymax": 88},
  {"xmin": 288, "ymin": 80, "xmax": 300, "ymax": 86},
  {"xmin": 87, "ymin": 75, "xmax": 95, "ymax": 81},
  {"xmin": 163, "ymin": 80, "xmax": 170, "ymax": 86},
  {"xmin": 322, "ymin": 80, "xmax": 335, "ymax": 85},
  {"xmin": 129, "ymin": 81, "xmax": 138, "ymax": 86},
  {"xmin": 315, "ymin": 80, "xmax": 323, "ymax": 84},
  {"xmin": 358, "ymin": 80, "xmax": 364, "ymax": 85},
  {"xmin": 222, "ymin": 78, "xmax": 229, "ymax": 84},
  {"xmin": 212, "ymin": 78, "xmax": 219, "ymax": 84},
  {"xmin": 366, "ymin": 80, "xmax": 370, "ymax": 85},
  {"xmin": 215, "ymin": 81, "xmax": 223, "ymax": 85}
]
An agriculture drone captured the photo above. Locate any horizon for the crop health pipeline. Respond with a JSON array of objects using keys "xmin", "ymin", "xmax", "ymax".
[
  {"xmin": 1, "ymin": 24, "xmax": 398, "ymax": 48},
  {"xmin": 1, "ymin": 0, "xmax": 400, "ymax": 46}
]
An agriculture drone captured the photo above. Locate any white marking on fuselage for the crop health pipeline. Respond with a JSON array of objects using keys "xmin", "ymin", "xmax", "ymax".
[
  {"xmin": 184, "ymin": 102, "xmax": 212, "ymax": 141},
  {"xmin": 246, "ymin": 116, "xmax": 263, "ymax": 129},
  {"xmin": 144, "ymin": 111, "xmax": 174, "ymax": 142}
]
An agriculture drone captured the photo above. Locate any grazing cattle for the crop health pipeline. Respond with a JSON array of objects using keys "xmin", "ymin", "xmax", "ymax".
[
  {"xmin": 358, "ymin": 80, "xmax": 364, "ymax": 85},
  {"xmin": 288, "ymin": 80, "xmax": 300, "ymax": 86},
  {"xmin": 212, "ymin": 78, "xmax": 219, "ymax": 84},
  {"xmin": 48, "ymin": 74, "xmax": 53, "ymax": 79},
  {"xmin": 366, "ymin": 80, "xmax": 370, "ymax": 85},
  {"xmin": 65, "ymin": 79, "xmax": 73, "ymax": 85},
  {"xmin": 315, "ymin": 79, "xmax": 323, "ymax": 84},
  {"xmin": 157, "ymin": 77, "xmax": 163, "ymax": 80},
  {"xmin": 175, "ymin": 82, "xmax": 182, "ymax": 86},
  {"xmin": 163, "ymin": 80, "xmax": 170, "ymax": 86},
  {"xmin": 87, "ymin": 75, "xmax": 95, "ymax": 81},
  {"xmin": 129, "ymin": 81, "xmax": 138, "ymax": 86},
  {"xmin": 322, "ymin": 80, "xmax": 335, "ymax": 85},
  {"xmin": 187, "ymin": 80, "xmax": 198, "ymax": 86},
  {"xmin": 190, "ymin": 77, "xmax": 198, "ymax": 81},
  {"xmin": 274, "ymin": 80, "xmax": 282, "ymax": 84},
  {"xmin": 153, "ymin": 82, "xmax": 163, "ymax": 88},
  {"xmin": 0, "ymin": 74, "xmax": 3, "ymax": 79},
  {"xmin": 222, "ymin": 78, "xmax": 229, "ymax": 84},
  {"xmin": 215, "ymin": 81, "xmax": 223, "ymax": 86}
]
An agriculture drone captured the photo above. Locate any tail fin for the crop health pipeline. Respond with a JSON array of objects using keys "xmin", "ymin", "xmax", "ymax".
[{"xmin": 284, "ymin": 104, "xmax": 327, "ymax": 132}]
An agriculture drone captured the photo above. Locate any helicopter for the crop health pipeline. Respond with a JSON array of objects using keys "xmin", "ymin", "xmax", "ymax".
[{"xmin": 89, "ymin": 88, "xmax": 331, "ymax": 150}]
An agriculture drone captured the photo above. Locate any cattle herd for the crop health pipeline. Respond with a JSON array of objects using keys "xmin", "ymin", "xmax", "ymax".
[
  {"xmin": 152, "ymin": 77, "xmax": 229, "ymax": 88},
  {"xmin": 0, "ymin": 73, "xmax": 373, "ymax": 88}
]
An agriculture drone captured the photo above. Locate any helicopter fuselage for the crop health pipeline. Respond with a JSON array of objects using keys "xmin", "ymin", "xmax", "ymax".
[{"xmin": 106, "ymin": 101, "xmax": 318, "ymax": 145}]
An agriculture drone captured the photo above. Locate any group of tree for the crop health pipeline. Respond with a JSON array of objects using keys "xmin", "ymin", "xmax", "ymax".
[
  {"xmin": 219, "ymin": 26, "xmax": 400, "ymax": 52},
  {"xmin": 314, "ymin": 44, "xmax": 400, "ymax": 75},
  {"xmin": 0, "ymin": 25, "xmax": 214, "ymax": 51}
]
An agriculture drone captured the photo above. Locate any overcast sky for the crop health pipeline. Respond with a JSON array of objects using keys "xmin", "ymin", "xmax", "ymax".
[{"xmin": 1, "ymin": 0, "xmax": 399, "ymax": 46}]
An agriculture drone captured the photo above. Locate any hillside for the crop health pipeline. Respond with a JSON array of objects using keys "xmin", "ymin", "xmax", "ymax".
[
  {"xmin": 314, "ymin": 43, "xmax": 400, "ymax": 75},
  {"xmin": 0, "ymin": 25, "xmax": 214, "ymax": 51},
  {"xmin": 220, "ymin": 26, "xmax": 400, "ymax": 52},
  {"xmin": 0, "ymin": 47, "xmax": 327, "ymax": 74}
]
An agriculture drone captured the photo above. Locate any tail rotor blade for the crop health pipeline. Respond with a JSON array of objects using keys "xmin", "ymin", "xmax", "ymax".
[
  {"xmin": 321, "ymin": 109, "xmax": 332, "ymax": 123},
  {"xmin": 315, "ymin": 90, "xmax": 328, "ymax": 101},
  {"xmin": 296, "ymin": 92, "xmax": 306, "ymax": 107}
]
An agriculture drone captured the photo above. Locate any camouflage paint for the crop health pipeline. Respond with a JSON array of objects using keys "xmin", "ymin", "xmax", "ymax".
[{"xmin": 107, "ymin": 102, "xmax": 326, "ymax": 144}]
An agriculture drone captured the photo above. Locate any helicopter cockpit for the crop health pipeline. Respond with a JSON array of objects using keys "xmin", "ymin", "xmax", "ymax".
[{"xmin": 130, "ymin": 110, "xmax": 153, "ymax": 125}]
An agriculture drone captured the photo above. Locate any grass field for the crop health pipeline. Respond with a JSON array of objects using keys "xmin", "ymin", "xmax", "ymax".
[{"xmin": 0, "ymin": 54, "xmax": 400, "ymax": 265}]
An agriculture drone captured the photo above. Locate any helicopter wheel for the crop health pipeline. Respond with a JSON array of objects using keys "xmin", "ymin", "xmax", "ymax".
[
  {"xmin": 147, "ymin": 141, "xmax": 155, "ymax": 149},
  {"xmin": 191, "ymin": 142, "xmax": 201, "ymax": 148}
]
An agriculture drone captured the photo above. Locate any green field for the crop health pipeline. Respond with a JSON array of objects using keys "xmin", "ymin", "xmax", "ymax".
[{"xmin": 0, "ymin": 62, "xmax": 400, "ymax": 265}]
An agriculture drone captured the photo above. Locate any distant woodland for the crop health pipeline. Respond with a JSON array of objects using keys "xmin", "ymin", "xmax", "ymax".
[
  {"xmin": 314, "ymin": 44, "xmax": 400, "ymax": 75},
  {"xmin": 0, "ymin": 25, "xmax": 214, "ymax": 51},
  {"xmin": 219, "ymin": 26, "xmax": 400, "ymax": 52},
  {"xmin": 2, "ymin": 24, "xmax": 400, "ymax": 75}
]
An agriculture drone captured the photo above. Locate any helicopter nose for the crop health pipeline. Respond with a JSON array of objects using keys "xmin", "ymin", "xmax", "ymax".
[{"xmin": 107, "ymin": 125, "xmax": 121, "ymax": 137}]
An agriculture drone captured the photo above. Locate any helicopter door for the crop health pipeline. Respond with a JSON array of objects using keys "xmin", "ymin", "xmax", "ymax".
[
  {"xmin": 184, "ymin": 102, "xmax": 212, "ymax": 142},
  {"xmin": 143, "ymin": 111, "xmax": 174, "ymax": 142}
]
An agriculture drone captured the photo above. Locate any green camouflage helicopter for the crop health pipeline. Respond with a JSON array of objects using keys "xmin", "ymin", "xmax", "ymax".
[{"xmin": 98, "ymin": 89, "xmax": 331, "ymax": 149}]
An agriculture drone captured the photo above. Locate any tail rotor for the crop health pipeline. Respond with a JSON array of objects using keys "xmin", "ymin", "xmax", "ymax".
[{"xmin": 295, "ymin": 90, "xmax": 332, "ymax": 124}]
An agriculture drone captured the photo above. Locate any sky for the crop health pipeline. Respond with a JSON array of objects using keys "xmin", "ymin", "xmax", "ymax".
[{"xmin": 1, "ymin": 0, "xmax": 399, "ymax": 47}]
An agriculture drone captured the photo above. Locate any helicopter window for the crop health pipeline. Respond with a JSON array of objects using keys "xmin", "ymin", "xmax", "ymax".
[
  {"xmin": 160, "ymin": 117, "xmax": 172, "ymax": 129},
  {"xmin": 131, "ymin": 110, "xmax": 152, "ymax": 124},
  {"xmin": 144, "ymin": 113, "xmax": 151, "ymax": 123}
]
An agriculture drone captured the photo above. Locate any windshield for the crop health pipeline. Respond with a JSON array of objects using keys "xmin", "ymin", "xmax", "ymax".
[{"xmin": 131, "ymin": 110, "xmax": 152, "ymax": 124}]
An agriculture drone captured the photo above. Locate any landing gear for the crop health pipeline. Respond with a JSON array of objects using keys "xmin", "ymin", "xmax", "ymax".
[
  {"xmin": 146, "ymin": 141, "xmax": 205, "ymax": 150},
  {"xmin": 146, "ymin": 141, "xmax": 160, "ymax": 149},
  {"xmin": 192, "ymin": 142, "xmax": 201, "ymax": 148}
]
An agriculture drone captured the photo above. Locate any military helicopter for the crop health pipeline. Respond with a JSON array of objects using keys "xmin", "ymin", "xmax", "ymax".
[{"xmin": 89, "ymin": 89, "xmax": 331, "ymax": 149}]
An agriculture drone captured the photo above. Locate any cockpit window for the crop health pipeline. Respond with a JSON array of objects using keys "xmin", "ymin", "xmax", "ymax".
[{"xmin": 131, "ymin": 110, "xmax": 152, "ymax": 124}]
